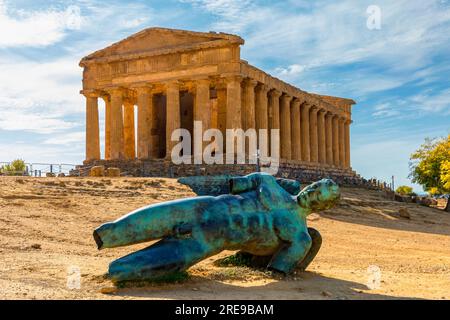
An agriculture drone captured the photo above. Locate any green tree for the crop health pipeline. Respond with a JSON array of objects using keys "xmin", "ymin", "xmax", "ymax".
[
  {"xmin": 0, "ymin": 159, "xmax": 26, "ymax": 176},
  {"xmin": 396, "ymin": 185, "xmax": 414, "ymax": 196},
  {"xmin": 409, "ymin": 135, "xmax": 450, "ymax": 211}
]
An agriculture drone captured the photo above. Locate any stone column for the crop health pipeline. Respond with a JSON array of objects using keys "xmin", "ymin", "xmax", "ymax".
[
  {"xmin": 216, "ymin": 86, "xmax": 227, "ymax": 138},
  {"xmin": 108, "ymin": 88, "xmax": 125, "ymax": 160},
  {"xmin": 242, "ymin": 79, "xmax": 257, "ymax": 130},
  {"xmin": 339, "ymin": 117, "xmax": 346, "ymax": 168},
  {"xmin": 280, "ymin": 94, "xmax": 292, "ymax": 160},
  {"xmin": 136, "ymin": 86, "xmax": 153, "ymax": 160},
  {"xmin": 225, "ymin": 75, "xmax": 242, "ymax": 161},
  {"xmin": 268, "ymin": 90, "xmax": 281, "ymax": 131},
  {"xmin": 317, "ymin": 109, "xmax": 327, "ymax": 164},
  {"xmin": 101, "ymin": 94, "xmax": 111, "ymax": 160},
  {"xmin": 300, "ymin": 102, "xmax": 311, "ymax": 162},
  {"xmin": 290, "ymin": 98, "xmax": 301, "ymax": 161},
  {"xmin": 325, "ymin": 112, "xmax": 333, "ymax": 166},
  {"xmin": 332, "ymin": 115, "xmax": 340, "ymax": 167},
  {"xmin": 123, "ymin": 99, "xmax": 136, "ymax": 160},
  {"xmin": 84, "ymin": 91, "xmax": 100, "ymax": 161},
  {"xmin": 309, "ymin": 106, "xmax": 319, "ymax": 163},
  {"xmin": 344, "ymin": 119, "xmax": 351, "ymax": 168},
  {"xmin": 225, "ymin": 76, "xmax": 242, "ymax": 130},
  {"xmin": 194, "ymin": 79, "xmax": 211, "ymax": 159},
  {"xmin": 268, "ymin": 89, "xmax": 281, "ymax": 156},
  {"xmin": 255, "ymin": 84, "xmax": 269, "ymax": 131},
  {"xmin": 165, "ymin": 81, "xmax": 181, "ymax": 159}
]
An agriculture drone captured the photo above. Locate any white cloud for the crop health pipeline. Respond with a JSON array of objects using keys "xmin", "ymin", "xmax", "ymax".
[
  {"xmin": 0, "ymin": 109, "xmax": 76, "ymax": 134},
  {"xmin": 0, "ymin": 141, "xmax": 83, "ymax": 164},
  {"xmin": 42, "ymin": 131, "xmax": 85, "ymax": 145},
  {"xmin": 181, "ymin": 0, "xmax": 254, "ymax": 32},
  {"xmin": 182, "ymin": 0, "xmax": 450, "ymax": 97},
  {"xmin": 0, "ymin": 1, "xmax": 83, "ymax": 47},
  {"xmin": 409, "ymin": 88, "xmax": 450, "ymax": 114},
  {"xmin": 0, "ymin": 56, "xmax": 84, "ymax": 133},
  {"xmin": 274, "ymin": 64, "xmax": 306, "ymax": 79}
]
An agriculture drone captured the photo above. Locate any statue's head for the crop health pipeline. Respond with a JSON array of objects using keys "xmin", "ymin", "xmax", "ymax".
[{"xmin": 297, "ymin": 179, "xmax": 340, "ymax": 214}]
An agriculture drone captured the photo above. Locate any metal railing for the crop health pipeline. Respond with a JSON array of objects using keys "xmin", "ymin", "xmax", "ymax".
[{"xmin": 0, "ymin": 162, "xmax": 77, "ymax": 177}]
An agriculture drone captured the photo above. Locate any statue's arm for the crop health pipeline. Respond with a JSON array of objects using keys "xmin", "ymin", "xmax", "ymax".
[
  {"xmin": 229, "ymin": 176, "xmax": 256, "ymax": 194},
  {"xmin": 268, "ymin": 232, "xmax": 312, "ymax": 274},
  {"xmin": 276, "ymin": 178, "xmax": 301, "ymax": 195}
]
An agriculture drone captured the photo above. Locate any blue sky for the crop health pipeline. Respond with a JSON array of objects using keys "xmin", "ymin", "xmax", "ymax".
[{"xmin": 0, "ymin": 0, "xmax": 449, "ymax": 191}]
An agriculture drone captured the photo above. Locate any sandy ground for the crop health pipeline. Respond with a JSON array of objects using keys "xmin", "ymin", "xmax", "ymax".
[{"xmin": 0, "ymin": 176, "xmax": 449, "ymax": 300}]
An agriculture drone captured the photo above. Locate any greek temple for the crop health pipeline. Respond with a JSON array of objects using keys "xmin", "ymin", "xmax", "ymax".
[{"xmin": 79, "ymin": 27, "xmax": 358, "ymax": 181}]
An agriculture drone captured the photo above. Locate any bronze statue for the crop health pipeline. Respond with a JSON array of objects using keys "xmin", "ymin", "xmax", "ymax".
[{"xmin": 93, "ymin": 172, "xmax": 340, "ymax": 282}]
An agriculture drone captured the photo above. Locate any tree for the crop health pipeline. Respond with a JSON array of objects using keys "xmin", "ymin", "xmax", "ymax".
[
  {"xmin": 0, "ymin": 159, "xmax": 26, "ymax": 176},
  {"xmin": 396, "ymin": 185, "xmax": 414, "ymax": 196},
  {"xmin": 409, "ymin": 135, "xmax": 450, "ymax": 211}
]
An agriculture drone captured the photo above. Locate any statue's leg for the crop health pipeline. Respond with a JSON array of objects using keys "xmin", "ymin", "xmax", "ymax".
[
  {"xmin": 94, "ymin": 197, "xmax": 214, "ymax": 249},
  {"xmin": 108, "ymin": 237, "xmax": 217, "ymax": 282},
  {"xmin": 236, "ymin": 252, "xmax": 271, "ymax": 268},
  {"xmin": 297, "ymin": 227, "xmax": 322, "ymax": 271}
]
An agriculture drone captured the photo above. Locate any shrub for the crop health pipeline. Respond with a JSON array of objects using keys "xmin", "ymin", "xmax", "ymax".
[
  {"xmin": 0, "ymin": 159, "xmax": 26, "ymax": 176},
  {"xmin": 396, "ymin": 185, "xmax": 414, "ymax": 196}
]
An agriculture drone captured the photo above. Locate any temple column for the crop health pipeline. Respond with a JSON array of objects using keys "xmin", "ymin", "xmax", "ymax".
[
  {"xmin": 242, "ymin": 79, "xmax": 257, "ymax": 130},
  {"xmin": 216, "ymin": 86, "xmax": 227, "ymax": 138},
  {"xmin": 136, "ymin": 86, "xmax": 153, "ymax": 160},
  {"xmin": 280, "ymin": 94, "xmax": 292, "ymax": 160},
  {"xmin": 325, "ymin": 112, "xmax": 333, "ymax": 166},
  {"xmin": 268, "ymin": 89, "xmax": 281, "ymax": 157},
  {"xmin": 84, "ymin": 91, "xmax": 100, "ymax": 161},
  {"xmin": 101, "ymin": 94, "xmax": 111, "ymax": 160},
  {"xmin": 194, "ymin": 78, "xmax": 211, "ymax": 160},
  {"xmin": 225, "ymin": 76, "xmax": 242, "ymax": 130},
  {"xmin": 332, "ymin": 115, "xmax": 340, "ymax": 167},
  {"xmin": 165, "ymin": 81, "xmax": 181, "ymax": 159},
  {"xmin": 290, "ymin": 98, "xmax": 301, "ymax": 161},
  {"xmin": 309, "ymin": 106, "xmax": 319, "ymax": 163},
  {"xmin": 107, "ymin": 88, "xmax": 125, "ymax": 160},
  {"xmin": 339, "ymin": 117, "xmax": 346, "ymax": 168},
  {"xmin": 268, "ymin": 90, "xmax": 281, "ymax": 131},
  {"xmin": 255, "ymin": 84, "xmax": 269, "ymax": 131},
  {"xmin": 225, "ymin": 75, "xmax": 243, "ymax": 161},
  {"xmin": 317, "ymin": 109, "xmax": 326, "ymax": 164},
  {"xmin": 123, "ymin": 99, "xmax": 135, "ymax": 160},
  {"xmin": 301, "ymin": 102, "xmax": 311, "ymax": 162},
  {"xmin": 344, "ymin": 119, "xmax": 351, "ymax": 168},
  {"xmin": 255, "ymin": 84, "xmax": 270, "ymax": 155}
]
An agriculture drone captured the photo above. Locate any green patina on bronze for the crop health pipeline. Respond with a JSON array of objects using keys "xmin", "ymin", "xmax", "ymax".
[{"xmin": 93, "ymin": 172, "xmax": 340, "ymax": 282}]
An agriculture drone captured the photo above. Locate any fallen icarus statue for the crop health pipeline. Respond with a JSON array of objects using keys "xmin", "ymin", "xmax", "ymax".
[{"xmin": 93, "ymin": 172, "xmax": 340, "ymax": 282}]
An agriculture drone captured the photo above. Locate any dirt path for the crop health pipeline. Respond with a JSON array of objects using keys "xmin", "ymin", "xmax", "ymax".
[{"xmin": 0, "ymin": 177, "xmax": 449, "ymax": 300}]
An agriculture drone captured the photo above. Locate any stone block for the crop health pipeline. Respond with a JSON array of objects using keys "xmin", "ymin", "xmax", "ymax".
[
  {"xmin": 106, "ymin": 167, "xmax": 121, "ymax": 177},
  {"xmin": 90, "ymin": 166, "xmax": 105, "ymax": 177}
]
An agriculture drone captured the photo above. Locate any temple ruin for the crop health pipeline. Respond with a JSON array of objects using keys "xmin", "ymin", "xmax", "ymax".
[{"xmin": 79, "ymin": 27, "xmax": 360, "ymax": 183}]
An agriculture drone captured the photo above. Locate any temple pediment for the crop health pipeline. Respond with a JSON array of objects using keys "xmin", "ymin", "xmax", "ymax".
[{"xmin": 80, "ymin": 27, "xmax": 244, "ymax": 66}]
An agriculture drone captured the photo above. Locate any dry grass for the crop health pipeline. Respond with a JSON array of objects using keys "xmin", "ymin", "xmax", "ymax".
[{"xmin": 0, "ymin": 176, "xmax": 449, "ymax": 300}]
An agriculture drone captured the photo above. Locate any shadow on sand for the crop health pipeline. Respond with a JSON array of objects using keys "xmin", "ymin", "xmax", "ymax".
[{"xmin": 109, "ymin": 271, "xmax": 420, "ymax": 300}]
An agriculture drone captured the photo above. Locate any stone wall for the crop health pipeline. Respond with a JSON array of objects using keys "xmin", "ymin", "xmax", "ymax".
[{"xmin": 74, "ymin": 159, "xmax": 369, "ymax": 187}]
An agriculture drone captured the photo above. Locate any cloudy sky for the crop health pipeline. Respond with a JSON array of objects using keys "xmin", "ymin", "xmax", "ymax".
[{"xmin": 0, "ymin": 0, "xmax": 449, "ymax": 190}]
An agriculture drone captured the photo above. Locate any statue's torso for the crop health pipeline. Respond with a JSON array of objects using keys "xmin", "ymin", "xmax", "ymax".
[{"xmin": 188, "ymin": 182, "xmax": 306, "ymax": 255}]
